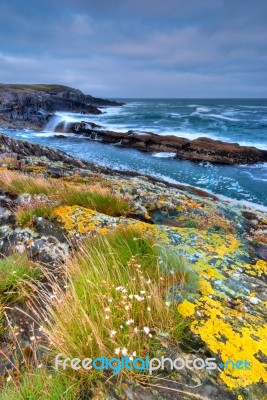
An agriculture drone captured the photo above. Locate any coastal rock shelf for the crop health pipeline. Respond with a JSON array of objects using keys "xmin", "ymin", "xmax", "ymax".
[{"xmin": 60, "ymin": 121, "xmax": 267, "ymax": 165}]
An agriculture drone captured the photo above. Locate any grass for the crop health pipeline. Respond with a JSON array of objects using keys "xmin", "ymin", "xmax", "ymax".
[
  {"xmin": 0, "ymin": 254, "xmax": 42, "ymax": 303},
  {"xmin": 15, "ymin": 204, "xmax": 56, "ymax": 228},
  {"xmin": 1, "ymin": 368, "xmax": 79, "ymax": 400},
  {"xmin": 0, "ymin": 84, "xmax": 69, "ymax": 92},
  {"xmin": 60, "ymin": 189, "xmax": 131, "ymax": 217},
  {"xmin": 40, "ymin": 227, "xmax": 195, "ymax": 382},
  {"xmin": 0, "ymin": 170, "xmax": 57, "ymax": 196},
  {"xmin": 0, "ymin": 170, "xmax": 130, "ymax": 218}
]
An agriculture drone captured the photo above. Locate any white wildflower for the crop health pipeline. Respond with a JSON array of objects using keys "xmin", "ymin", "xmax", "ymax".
[
  {"xmin": 110, "ymin": 330, "xmax": 117, "ymax": 338},
  {"xmin": 143, "ymin": 327, "xmax": 150, "ymax": 335},
  {"xmin": 121, "ymin": 347, "xmax": 128, "ymax": 355},
  {"xmin": 114, "ymin": 348, "xmax": 120, "ymax": 355}
]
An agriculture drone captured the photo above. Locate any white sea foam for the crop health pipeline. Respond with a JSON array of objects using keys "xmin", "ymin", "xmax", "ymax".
[
  {"xmin": 196, "ymin": 107, "xmax": 211, "ymax": 113},
  {"xmin": 152, "ymin": 152, "xmax": 176, "ymax": 158},
  {"xmin": 204, "ymin": 113, "xmax": 240, "ymax": 122}
]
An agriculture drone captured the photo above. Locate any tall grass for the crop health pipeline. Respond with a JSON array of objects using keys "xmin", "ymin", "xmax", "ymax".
[
  {"xmin": 0, "ymin": 170, "xmax": 130, "ymax": 217},
  {"xmin": 60, "ymin": 189, "xmax": 131, "ymax": 217},
  {"xmin": 40, "ymin": 227, "xmax": 194, "ymax": 381},
  {"xmin": 15, "ymin": 204, "xmax": 56, "ymax": 228},
  {"xmin": 1, "ymin": 368, "xmax": 79, "ymax": 400},
  {"xmin": 0, "ymin": 254, "xmax": 42, "ymax": 303},
  {"xmin": 0, "ymin": 171, "xmax": 57, "ymax": 196}
]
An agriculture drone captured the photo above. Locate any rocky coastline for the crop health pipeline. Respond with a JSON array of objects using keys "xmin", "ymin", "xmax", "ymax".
[
  {"xmin": 0, "ymin": 84, "xmax": 123, "ymax": 129},
  {"xmin": 0, "ymin": 84, "xmax": 266, "ymax": 165},
  {"xmin": 0, "ymin": 132, "xmax": 266, "ymax": 399},
  {"xmin": 57, "ymin": 121, "xmax": 267, "ymax": 165},
  {"xmin": 0, "ymin": 85, "xmax": 267, "ymax": 399}
]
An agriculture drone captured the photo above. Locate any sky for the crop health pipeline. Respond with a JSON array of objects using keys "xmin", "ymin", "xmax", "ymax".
[{"xmin": 0, "ymin": 0, "xmax": 266, "ymax": 98}]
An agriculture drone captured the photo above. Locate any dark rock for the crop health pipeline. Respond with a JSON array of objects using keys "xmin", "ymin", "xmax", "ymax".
[
  {"xmin": 29, "ymin": 236, "xmax": 69, "ymax": 266},
  {"xmin": 52, "ymin": 134, "xmax": 68, "ymax": 139},
  {"xmin": 0, "ymin": 207, "xmax": 15, "ymax": 225},
  {"xmin": 0, "ymin": 195, "xmax": 13, "ymax": 208},
  {"xmin": 0, "ymin": 84, "xmax": 123, "ymax": 129},
  {"xmin": 35, "ymin": 217, "xmax": 68, "ymax": 244},
  {"xmin": 62, "ymin": 122, "xmax": 267, "ymax": 165}
]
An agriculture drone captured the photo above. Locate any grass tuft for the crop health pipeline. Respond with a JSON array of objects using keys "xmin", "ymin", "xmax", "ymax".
[
  {"xmin": 1, "ymin": 368, "xmax": 79, "ymax": 400},
  {"xmin": 0, "ymin": 254, "xmax": 42, "ymax": 303},
  {"xmin": 15, "ymin": 204, "xmax": 56, "ymax": 228},
  {"xmin": 40, "ymin": 227, "xmax": 194, "ymax": 381},
  {"xmin": 60, "ymin": 190, "xmax": 131, "ymax": 217}
]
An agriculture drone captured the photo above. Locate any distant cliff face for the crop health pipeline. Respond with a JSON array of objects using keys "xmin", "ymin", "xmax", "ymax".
[{"xmin": 0, "ymin": 84, "xmax": 123, "ymax": 128}]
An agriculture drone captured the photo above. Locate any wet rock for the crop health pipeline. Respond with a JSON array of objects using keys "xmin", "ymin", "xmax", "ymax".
[{"xmin": 63, "ymin": 123, "xmax": 267, "ymax": 165}]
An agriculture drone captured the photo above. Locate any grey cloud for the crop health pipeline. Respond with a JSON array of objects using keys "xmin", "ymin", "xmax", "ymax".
[{"xmin": 0, "ymin": 0, "xmax": 266, "ymax": 97}]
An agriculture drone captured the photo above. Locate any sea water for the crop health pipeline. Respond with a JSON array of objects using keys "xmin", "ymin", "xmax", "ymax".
[{"xmin": 2, "ymin": 98, "xmax": 267, "ymax": 207}]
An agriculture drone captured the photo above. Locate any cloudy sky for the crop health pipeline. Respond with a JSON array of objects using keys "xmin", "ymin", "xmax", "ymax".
[{"xmin": 0, "ymin": 0, "xmax": 266, "ymax": 98}]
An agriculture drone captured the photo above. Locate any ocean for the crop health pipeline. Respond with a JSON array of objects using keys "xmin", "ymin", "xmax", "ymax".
[{"xmin": 2, "ymin": 99, "xmax": 267, "ymax": 207}]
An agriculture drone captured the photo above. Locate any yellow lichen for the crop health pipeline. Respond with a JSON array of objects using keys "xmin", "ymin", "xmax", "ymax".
[{"xmin": 177, "ymin": 301, "xmax": 196, "ymax": 317}]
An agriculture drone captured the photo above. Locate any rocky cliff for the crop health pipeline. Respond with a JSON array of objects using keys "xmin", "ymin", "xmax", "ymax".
[{"xmin": 0, "ymin": 84, "xmax": 123, "ymax": 128}]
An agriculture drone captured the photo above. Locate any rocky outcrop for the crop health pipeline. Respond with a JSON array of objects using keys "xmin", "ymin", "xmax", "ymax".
[
  {"xmin": 62, "ymin": 121, "xmax": 267, "ymax": 165},
  {"xmin": 0, "ymin": 84, "xmax": 123, "ymax": 128}
]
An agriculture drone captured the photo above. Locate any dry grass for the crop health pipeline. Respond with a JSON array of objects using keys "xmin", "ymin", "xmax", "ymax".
[{"xmin": 37, "ymin": 227, "xmax": 191, "ymax": 382}]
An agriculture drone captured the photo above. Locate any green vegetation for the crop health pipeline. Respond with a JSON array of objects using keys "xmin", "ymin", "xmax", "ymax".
[
  {"xmin": 0, "ymin": 84, "xmax": 69, "ymax": 92},
  {"xmin": 42, "ymin": 227, "xmax": 192, "ymax": 382},
  {"xmin": 0, "ymin": 171, "xmax": 57, "ymax": 196},
  {"xmin": 1, "ymin": 368, "xmax": 79, "ymax": 400},
  {"xmin": 0, "ymin": 254, "xmax": 42, "ymax": 303},
  {"xmin": 60, "ymin": 189, "xmax": 131, "ymax": 216},
  {"xmin": 16, "ymin": 204, "xmax": 56, "ymax": 228}
]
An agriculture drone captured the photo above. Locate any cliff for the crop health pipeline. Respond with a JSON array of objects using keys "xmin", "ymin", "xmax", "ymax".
[{"xmin": 0, "ymin": 84, "xmax": 123, "ymax": 128}]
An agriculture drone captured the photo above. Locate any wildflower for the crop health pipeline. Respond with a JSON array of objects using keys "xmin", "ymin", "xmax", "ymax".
[
  {"xmin": 140, "ymin": 290, "xmax": 146, "ymax": 295},
  {"xmin": 114, "ymin": 348, "xmax": 120, "ymax": 355},
  {"xmin": 147, "ymin": 307, "xmax": 151, "ymax": 311},
  {"xmin": 132, "ymin": 351, "xmax": 137, "ymax": 357},
  {"xmin": 110, "ymin": 330, "xmax": 117, "ymax": 338},
  {"xmin": 30, "ymin": 336, "xmax": 36, "ymax": 341},
  {"xmin": 165, "ymin": 301, "xmax": 171, "ymax": 307},
  {"xmin": 125, "ymin": 305, "xmax": 130, "ymax": 311},
  {"xmin": 104, "ymin": 315, "xmax": 110, "ymax": 320},
  {"xmin": 146, "ymin": 279, "xmax": 152, "ymax": 284},
  {"xmin": 126, "ymin": 319, "xmax": 134, "ymax": 325},
  {"xmin": 143, "ymin": 327, "xmax": 150, "ymax": 335},
  {"xmin": 121, "ymin": 347, "xmax": 128, "ymax": 355},
  {"xmin": 104, "ymin": 307, "xmax": 111, "ymax": 313},
  {"xmin": 128, "ymin": 294, "xmax": 134, "ymax": 299},
  {"xmin": 133, "ymin": 327, "xmax": 138, "ymax": 334},
  {"xmin": 108, "ymin": 298, "xmax": 113, "ymax": 303}
]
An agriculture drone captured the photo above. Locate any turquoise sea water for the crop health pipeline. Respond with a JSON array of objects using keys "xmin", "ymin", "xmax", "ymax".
[{"xmin": 2, "ymin": 99, "xmax": 267, "ymax": 207}]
